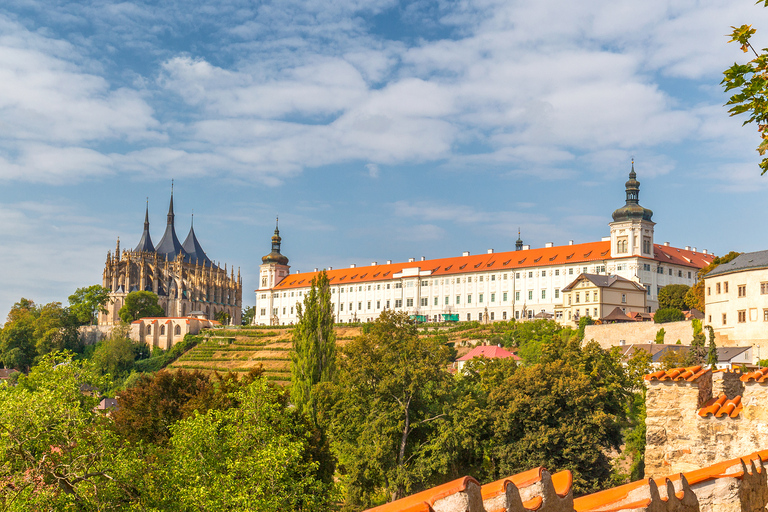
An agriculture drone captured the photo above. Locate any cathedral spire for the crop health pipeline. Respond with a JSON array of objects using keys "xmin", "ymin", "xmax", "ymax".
[
  {"xmin": 183, "ymin": 212, "xmax": 212, "ymax": 267},
  {"xmin": 134, "ymin": 198, "xmax": 155, "ymax": 253},
  {"xmin": 156, "ymin": 183, "xmax": 188, "ymax": 261}
]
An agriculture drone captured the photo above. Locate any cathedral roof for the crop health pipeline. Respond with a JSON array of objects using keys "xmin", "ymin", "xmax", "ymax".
[
  {"xmin": 611, "ymin": 162, "xmax": 654, "ymax": 223},
  {"xmin": 134, "ymin": 202, "xmax": 155, "ymax": 253},
  {"xmin": 155, "ymin": 191, "xmax": 189, "ymax": 262},
  {"xmin": 182, "ymin": 215, "xmax": 213, "ymax": 267}
]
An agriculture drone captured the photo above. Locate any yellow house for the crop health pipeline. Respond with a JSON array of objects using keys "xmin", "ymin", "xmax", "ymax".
[{"xmin": 556, "ymin": 273, "xmax": 647, "ymax": 326}]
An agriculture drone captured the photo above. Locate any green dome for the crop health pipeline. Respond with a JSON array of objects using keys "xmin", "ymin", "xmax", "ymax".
[
  {"xmin": 262, "ymin": 219, "xmax": 289, "ymax": 265},
  {"xmin": 612, "ymin": 163, "xmax": 653, "ymax": 222}
]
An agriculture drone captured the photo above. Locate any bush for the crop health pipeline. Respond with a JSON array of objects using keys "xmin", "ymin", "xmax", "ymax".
[{"xmin": 654, "ymin": 308, "xmax": 684, "ymax": 324}]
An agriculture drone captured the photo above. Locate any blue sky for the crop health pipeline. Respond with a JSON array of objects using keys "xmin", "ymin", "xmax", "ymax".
[{"xmin": 1, "ymin": 0, "xmax": 768, "ymax": 316}]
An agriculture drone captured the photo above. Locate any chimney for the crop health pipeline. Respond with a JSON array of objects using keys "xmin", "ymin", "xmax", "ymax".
[
  {"xmin": 462, "ymin": 251, "xmax": 470, "ymax": 257},
  {"xmin": 371, "ymin": 261, "xmax": 377, "ymax": 266},
  {"xmin": 408, "ymin": 258, "xmax": 415, "ymax": 262},
  {"xmin": 685, "ymin": 246, "xmax": 690, "ymax": 251},
  {"xmin": 545, "ymin": 242, "xmax": 553, "ymax": 248},
  {"xmin": 350, "ymin": 264, "xmax": 356, "ymax": 268},
  {"xmin": 328, "ymin": 266, "xmax": 333, "ymax": 270},
  {"xmin": 692, "ymin": 248, "xmax": 697, "ymax": 253},
  {"xmin": 523, "ymin": 245, "xmax": 530, "ymax": 250},
  {"xmin": 569, "ymin": 240, "xmax": 574, "ymax": 245},
  {"xmin": 487, "ymin": 249, "xmax": 494, "ymax": 254},
  {"xmin": 314, "ymin": 268, "xmax": 318, "ymax": 272},
  {"xmin": 664, "ymin": 242, "xmax": 670, "ymax": 246},
  {"xmin": 703, "ymin": 249, "xmax": 708, "ymax": 255},
  {"xmin": 387, "ymin": 260, "xmax": 392, "ymax": 264},
  {"xmin": 420, "ymin": 256, "xmax": 425, "ymax": 261}
]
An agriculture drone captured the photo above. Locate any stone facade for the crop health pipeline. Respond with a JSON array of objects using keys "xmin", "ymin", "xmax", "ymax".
[
  {"xmin": 584, "ymin": 320, "xmax": 695, "ymax": 350},
  {"xmin": 645, "ymin": 367, "xmax": 768, "ymax": 480}
]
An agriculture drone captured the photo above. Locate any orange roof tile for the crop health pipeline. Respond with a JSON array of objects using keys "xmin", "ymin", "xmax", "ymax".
[
  {"xmin": 269, "ymin": 240, "xmax": 714, "ymax": 291},
  {"xmin": 644, "ymin": 365, "xmax": 710, "ymax": 382},
  {"xmin": 364, "ymin": 476, "xmax": 479, "ymax": 512},
  {"xmin": 456, "ymin": 345, "xmax": 521, "ymax": 362},
  {"xmin": 740, "ymin": 367, "xmax": 768, "ymax": 383},
  {"xmin": 653, "ymin": 244, "xmax": 715, "ymax": 269},
  {"xmin": 698, "ymin": 394, "xmax": 742, "ymax": 418}
]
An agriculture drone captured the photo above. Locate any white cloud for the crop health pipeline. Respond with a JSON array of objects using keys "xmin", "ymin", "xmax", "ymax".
[{"xmin": 365, "ymin": 163, "xmax": 380, "ymax": 178}]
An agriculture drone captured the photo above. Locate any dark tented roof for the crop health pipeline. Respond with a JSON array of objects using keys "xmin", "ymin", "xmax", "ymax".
[
  {"xmin": 134, "ymin": 203, "xmax": 155, "ymax": 253},
  {"xmin": 562, "ymin": 273, "xmax": 645, "ymax": 292},
  {"xmin": 707, "ymin": 250, "xmax": 768, "ymax": 277},
  {"xmin": 155, "ymin": 193, "xmax": 189, "ymax": 261},
  {"xmin": 182, "ymin": 216, "xmax": 213, "ymax": 266}
]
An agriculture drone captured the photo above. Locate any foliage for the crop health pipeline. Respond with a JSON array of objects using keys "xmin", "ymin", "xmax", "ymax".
[
  {"xmin": 657, "ymin": 284, "xmax": 690, "ymax": 311},
  {"xmin": 318, "ymin": 310, "xmax": 454, "ymax": 507},
  {"xmin": 685, "ymin": 251, "xmax": 742, "ymax": 311},
  {"xmin": 655, "ymin": 328, "xmax": 666, "ymax": 344},
  {"xmin": 215, "ymin": 310, "xmax": 231, "ymax": 325},
  {"xmin": 687, "ymin": 327, "xmax": 706, "ymax": 366},
  {"xmin": 706, "ymin": 326, "xmax": 718, "ymax": 368},
  {"xmin": 659, "ymin": 348, "xmax": 689, "ymax": 370},
  {"xmin": 131, "ymin": 334, "xmax": 202, "ymax": 373},
  {"xmin": 0, "ymin": 298, "xmax": 81, "ymax": 371},
  {"xmin": 723, "ymin": 20, "xmax": 768, "ymax": 173},
  {"xmin": 653, "ymin": 308, "xmax": 684, "ymax": 324},
  {"xmin": 92, "ymin": 331, "xmax": 136, "ymax": 378},
  {"xmin": 241, "ymin": 305, "xmax": 256, "ymax": 325},
  {"xmin": 291, "ymin": 271, "xmax": 336, "ymax": 426},
  {"xmin": 68, "ymin": 285, "xmax": 111, "ymax": 326},
  {"xmin": 578, "ymin": 316, "xmax": 594, "ymax": 340},
  {"xmin": 118, "ymin": 291, "xmax": 164, "ymax": 323}
]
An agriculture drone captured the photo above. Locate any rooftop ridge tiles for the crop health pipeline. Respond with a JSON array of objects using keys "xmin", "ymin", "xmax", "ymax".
[
  {"xmin": 644, "ymin": 365, "xmax": 709, "ymax": 382},
  {"xmin": 363, "ymin": 476, "xmax": 479, "ymax": 512},
  {"xmin": 740, "ymin": 367, "xmax": 768, "ymax": 382}
]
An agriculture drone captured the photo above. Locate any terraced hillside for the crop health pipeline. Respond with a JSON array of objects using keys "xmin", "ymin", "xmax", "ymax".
[{"xmin": 168, "ymin": 326, "xmax": 363, "ymax": 385}]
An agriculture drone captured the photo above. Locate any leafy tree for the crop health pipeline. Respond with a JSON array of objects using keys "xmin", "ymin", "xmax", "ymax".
[
  {"xmin": 685, "ymin": 251, "xmax": 741, "ymax": 311},
  {"xmin": 241, "ymin": 305, "xmax": 256, "ymax": 325},
  {"xmin": 153, "ymin": 378, "xmax": 336, "ymax": 511},
  {"xmin": 68, "ymin": 285, "xmax": 111, "ymax": 326},
  {"xmin": 653, "ymin": 308, "xmax": 685, "ymax": 324},
  {"xmin": 118, "ymin": 291, "xmax": 164, "ymax": 323},
  {"xmin": 215, "ymin": 310, "xmax": 231, "ymax": 325},
  {"xmin": 291, "ymin": 271, "xmax": 336, "ymax": 425},
  {"xmin": 723, "ymin": 19, "xmax": 768, "ymax": 173},
  {"xmin": 706, "ymin": 326, "xmax": 718, "ymax": 368},
  {"xmin": 92, "ymin": 332, "xmax": 136, "ymax": 378},
  {"xmin": 578, "ymin": 315, "xmax": 594, "ymax": 340},
  {"xmin": 657, "ymin": 284, "xmax": 690, "ymax": 311},
  {"xmin": 659, "ymin": 348, "xmax": 688, "ymax": 370},
  {"xmin": 655, "ymin": 327, "xmax": 666, "ymax": 344},
  {"xmin": 318, "ymin": 310, "xmax": 453, "ymax": 507},
  {"xmin": 687, "ymin": 319, "xmax": 706, "ymax": 366}
]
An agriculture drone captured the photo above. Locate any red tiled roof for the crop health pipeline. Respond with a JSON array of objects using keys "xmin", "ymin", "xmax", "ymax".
[
  {"xmin": 364, "ymin": 476, "xmax": 479, "ymax": 512},
  {"xmin": 698, "ymin": 394, "xmax": 742, "ymax": 418},
  {"xmin": 457, "ymin": 345, "xmax": 521, "ymax": 362},
  {"xmin": 644, "ymin": 365, "xmax": 710, "ymax": 383},
  {"xmin": 740, "ymin": 367, "xmax": 768, "ymax": 383},
  {"xmin": 269, "ymin": 241, "xmax": 713, "ymax": 291}
]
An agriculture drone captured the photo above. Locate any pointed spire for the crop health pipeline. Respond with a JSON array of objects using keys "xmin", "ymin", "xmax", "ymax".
[
  {"xmin": 263, "ymin": 217, "xmax": 289, "ymax": 265},
  {"xmin": 183, "ymin": 212, "xmax": 212, "ymax": 267},
  {"xmin": 135, "ymin": 199, "xmax": 155, "ymax": 253},
  {"xmin": 515, "ymin": 228, "xmax": 523, "ymax": 251},
  {"xmin": 156, "ymin": 184, "xmax": 188, "ymax": 261}
]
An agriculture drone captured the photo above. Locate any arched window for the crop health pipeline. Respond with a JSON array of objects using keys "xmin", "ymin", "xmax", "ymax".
[
  {"xmin": 160, "ymin": 325, "xmax": 165, "ymax": 335},
  {"xmin": 617, "ymin": 239, "xmax": 628, "ymax": 254},
  {"xmin": 175, "ymin": 325, "xmax": 181, "ymax": 336},
  {"xmin": 147, "ymin": 325, "xmax": 151, "ymax": 335}
]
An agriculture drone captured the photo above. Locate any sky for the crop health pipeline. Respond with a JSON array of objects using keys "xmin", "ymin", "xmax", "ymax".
[{"xmin": 1, "ymin": 0, "xmax": 768, "ymax": 316}]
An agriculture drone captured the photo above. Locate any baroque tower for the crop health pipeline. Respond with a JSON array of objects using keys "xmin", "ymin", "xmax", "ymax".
[
  {"xmin": 257, "ymin": 218, "xmax": 290, "ymax": 325},
  {"xmin": 609, "ymin": 161, "xmax": 655, "ymax": 259}
]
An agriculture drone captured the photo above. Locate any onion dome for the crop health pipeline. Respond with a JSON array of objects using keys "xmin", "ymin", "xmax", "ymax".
[
  {"xmin": 155, "ymin": 187, "xmax": 189, "ymax": 261},
  {"xmin": 262, "ymin": 217, "xmax": 289, "ymax": 265},
  {"xmin": 134, "ymin": 201, "xmax": 155, "ymax": 253},
  {"xmin": 611, "ymin": 161, "xmax": 653, "ymax": 222},
  {"xmin": 182, "ymin": 214, "xmax": 213, "ymax": 266},
  {"xmin": 515, "ymin": 228, "xmax": 523, "ymax": 251}
]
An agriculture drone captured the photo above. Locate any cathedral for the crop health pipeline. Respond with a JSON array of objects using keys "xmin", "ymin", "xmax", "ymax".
[{"xmin": 99, "ymin": 192, "xmax": 242, "ymax": 326}]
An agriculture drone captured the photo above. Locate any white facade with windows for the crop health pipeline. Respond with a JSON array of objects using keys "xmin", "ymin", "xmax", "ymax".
[{"xmin": 254, "ymin": 166, "xmax": 714, "ymax": 326}]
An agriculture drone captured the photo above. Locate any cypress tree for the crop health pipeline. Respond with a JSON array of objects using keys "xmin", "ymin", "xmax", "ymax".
[
  {"xmin": 290, "ymin": 271, "xmax": 336, "ymax": 424},
  {"xmin": 706, "ymin": 325, "xmax": 718, "ymax": 368}
]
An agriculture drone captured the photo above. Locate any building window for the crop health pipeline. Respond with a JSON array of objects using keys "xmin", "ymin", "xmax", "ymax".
[
  {"xmin": 339, "ymin": 303, "xmax": 345, "ymax": 311},
  {"xmin": 528, "ymin": 272, "xmax": 533, "ymax": 278},
  {"xmin": 541, "ymin": 289, "xmax": 546, "ymax": 299},
  {"xmin": 593, "ymin": 308, "xmax": 598, "ymax": 317},
  {"xmin": 722, "ymin": 313, "xmax": 727, "ymax": 325},
  {"xmin": 421, "ymin": 298, "xmax": 428, "ymax": 307},
  {"xmin": 575, "ymin": 293, "xmax": 580, "ymax": 303},
  {"xmin": 583, "ymin": 267, "xmax": 587, "ymax": 273},
  {"xmin": 657, "ymin": 266, "xmax": 663, "ymax": 274},
  {"xmin": 445, "ymin": 296, "xmax": 449, "ymax": 305},
  {"xmin": 516, "ymin": 272, "xmax": 520, "ymax": 279},
  {"xmin": 738, "ymin": 285, "xmax": 746, "ymax": 297},
  {"xmin": 554, "ymin": 289, "xmax": 560, "ymax": 299},
  {"xmin": 515, "ymin": 291, "xmax": 520, "ymax": 301},
  {"xmin": 568, "ymin": 295, "xmax": 572, "ymax": 305},
  {"xmin": 491, "ymin": 293, "xmax": 496, "ymax": 303},
  {"xmin": 175, "ymin": 325, "xmax": 181, "ymax": 336},
  {"xmin": 377, "ymin": 301, "xmax": 381, "ymax": 309},
  {"xmin": 678, "ymin": 270, "xmax": 682, "ymax": 278},
  {"xmin": 422, "ymin": 280, "xmax": 428, "ymax": 286},
  {"xmin": 479, "ymin": 276, "xmax": 484, "ymax": 282},
  {"xmin": 593, "ymin": 291, "xmax": 598, "ymax": 301},
  {"xmin": 282, "ymin": 307, "xmax": 286, "ymax": 314},
  {"xmin": 716, "ymin": 283, "xmax": 721, "ymax": 294},
  {"xmin": 617, "ymin": 239, "xmax": 628, "ymax": 253},
  {"xmin": 528, "ymin": 291, "xmax": 533, "ymax": 300},
  {"xmin": 434, "ymin": 296, "xmax": 438, "ymax": 306},
  {"xmin": 621, "ymin": 294, "xmax": 626, "ymax": 303},
  {"xmin": 668, "ymin": 269, "xmax": 672, "ymax": 276},
  {"xmin": 761, "ymin": 282, "xmax": 768, "ymax": 294},
  {"xmin": 569, "ymin": 268, "xmax": 573, "ymax": 275},
  {"xmin": 503, "ymin": 311, "xmax": 507, "ymax": 320},
  {"xmin": 724, "ymin": 282, "xmax": 729, "ymax": 293},
  {"xmin": 479, "ymin": 294, "xmax": 484, "ymax": 303},
  {"xmin": 515, "ymin": 311, "xmax": 520, "ymax": 319},
  {"xmin": 260, "ymin": 308, "xmax": 266, "ymax": 316},
  {"xmin": 555, "ymin": 269, "xmax": 560, "ymax": 276},
  {"xmin": 490, "ymin": 312, "xmax": 495, "ymax": 320},
  {"xmin": 395, "ymin": 299, "xmax": 403, "ymax": 308},
  {"xmin": 502, "ymin": 292, "xmax": 507, "ymax": 301},
  {"xmin": 764, "ymin": 309, "xmax": 768, "ymax": 322},
  {"xmin": 456, "ymin": 295, "xmax": 461, "ymax": 305},
  {"xmin": 290, "ymin": 307, "xmax": 294, "ymax": 314},
  {"xmin": 645, "ymin": 285, "xmax": 651, "ymax": 296},
  {"xmin": 147, "ymin": 325, "xmax": 152, "ymax": 335},
  {"xmin": 738, "ymin": 310, "xmax": 746, "ymax": 323},
  {"xmin": 541, "ymin": 271, "xmax": 546, "ymax": 277},
  {"xmin": 467, "ymin": 313, "xmax": 471, "ymax": 321},
  {"xmin": 406, "ymin": 298, "xmax": 413, "ymax": 307},
  {"xmin": 367, "ymin": 301, "xmax": 371, "ymax": 310},
  {"xmin": 467, "ymin": 295, "xmax": 472, "ymax": 304},
  {"xmin": 643, "ymin": 263, "xmax": 651, "ymax": 271},
  {"xmin": 386, "ymin": 300, "xmax": 390, "ymax": 308},
  {"xmin": 491, "ymin": 275, "xmax": 496, "ymax": 281},
  {"xmin": 160, "ymin": 325, "xmax": 165, "ymax": 335},
  {"xmin": 707, "ymin": 287, "xmax": 711, "ymax": 296},
  {"xmin": 643, "ymin": 238, "xmax": 651, "ymax": 254}
]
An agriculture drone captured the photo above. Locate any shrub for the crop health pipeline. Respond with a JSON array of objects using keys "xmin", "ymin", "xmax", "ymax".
[{"xmin": 654, "ymin": 308, "xmax": 684, "ymax": 324}]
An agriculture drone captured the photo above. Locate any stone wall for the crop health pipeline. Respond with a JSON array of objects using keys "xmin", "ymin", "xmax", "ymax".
[
  {"xmin": 584, "ymin": 320, "xmax": 694, "ymax": 350},
  {"xmin": 78, "ymin": 325, "xmax": 116, "ymax": 346},
  {"xmin": 645, "ymin": 369, "xmax": 768, "ymax": 479}
]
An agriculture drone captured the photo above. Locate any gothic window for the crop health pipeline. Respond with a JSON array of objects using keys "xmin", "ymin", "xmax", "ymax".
[
  {"xmin": 147, "ymin": 325, "xmax": 151, "ymax": 335},
  {"xmin": 175, "ymin": 325, "xmax": 181, "ymax": 336},
  {"xmin": 160, "ymin": 325, "xmax": 165, "ymax": 335}
]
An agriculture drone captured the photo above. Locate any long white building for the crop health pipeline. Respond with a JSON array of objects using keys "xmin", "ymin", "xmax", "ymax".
[{"xmin": 254, "ymin": 165, "xmax": 714, "ymax": 325}]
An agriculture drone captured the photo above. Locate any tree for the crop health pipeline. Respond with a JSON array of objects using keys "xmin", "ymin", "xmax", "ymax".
[
  {"xmin": 291, "ymin": 271, "xmax": 336, "ymax": 425},
  {"xmin": 723, "ymin": 19, "xmax": 768, "ymax": 173},
  {"xmin": 655, "ymin": 328, "xmax": 666, "ymax": 344},
  {"xmin": 68, "ymin": 285, "xmax": 111, "ymax": 326},
  {"xmin": 92, "ymin": 332, "xmax": 136, "ymax": 378},
  {"xmin": 241, "ymin": 305, "xmax": 256, "ymax": 325},
  {"xmin": 653, "ymin": 308, "xmax": 685, "ymax": 324},
  {"xmin": 657, "ymin": 285, "xmax": 690, "ymax": 311},
  {"xmin": 685, "ymin": 251, "xmax": 741, "ymax": 311},
  {"xmin": 687, "ymin": 319, "xmax": 706, "ymax": 366},
  {"xmin": 0, "ymin": 299, "xmax": 37, "ymax": 371},
  {"xmin": 578, "ymin": 315, "xmax": 594, "ymax": 340},
  {"xmin": 118, "ymin": 291, "xmax": 164, "ymax": 323},
  {"xmin": 706, "ymin": 326, "xmax": 718, "ymax": 368},
  {"xmin": 318, "ymin": 310, "xmax": 453, "ymax": 507}
]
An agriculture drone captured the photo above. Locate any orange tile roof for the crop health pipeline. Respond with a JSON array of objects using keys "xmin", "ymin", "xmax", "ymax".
[
  {"xmin": 698, "ymin": 394, "xmax": 742, "ymax": 418},
  {"xmin": 268, "ymin": 241, "xmax": 713, "ymax": 291},
  {"xmin": 644, "ymin": 365, "xmax": 710, "ymax": 383},
  {"xmin": 364, "ymin": 476, "xmax": 479, "ymax": 512},
  {"xmin": 456, "ymin": 345, "xmax": 521, "ymax": 362},
  {"xmin": 740, "ymin": 367, "xmax": 768, "ymax": 383}
]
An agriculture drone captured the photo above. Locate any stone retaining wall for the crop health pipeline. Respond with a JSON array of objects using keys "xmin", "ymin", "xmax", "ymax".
[{"xmin": 584, "ymin": 320, "xmax": 694, "ymax": 350}]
